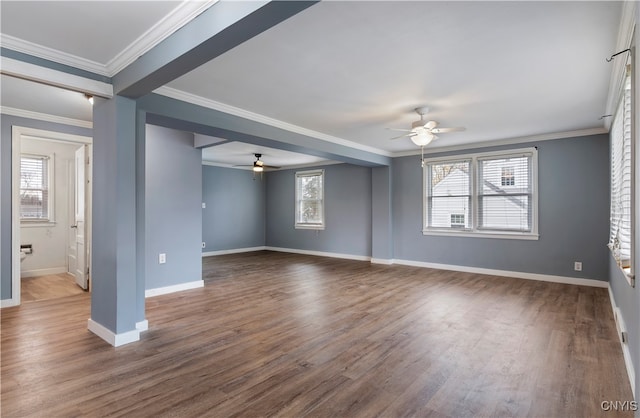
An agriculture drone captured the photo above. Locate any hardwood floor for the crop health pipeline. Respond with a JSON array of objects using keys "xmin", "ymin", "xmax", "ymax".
[
  {"xmin": 21, "ymin": 272, "xmax": 85, "ymax": 302},
  {"xmin": 1, "ymin": 251, "xmax": 634, "ymax": 417}
]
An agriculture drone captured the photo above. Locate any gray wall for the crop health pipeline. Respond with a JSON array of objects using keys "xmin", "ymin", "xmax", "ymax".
[
  {"xmin": 266, "ymin": 163, "xmax": 372, "ymax": 257},
  {"xmin": 0, "ymin": 115, "xmax": 92, "ymax": 300},
  {"xmin": 202, "ymin": 165, "xmax": 266, "ymax": 251},
  {"xmin": 392, "ymin": 134, "xmax": 610, "ymax": 281},
  {"xmin": 145, "ymin": 125, "xmax": 202, "ymax": 290}
]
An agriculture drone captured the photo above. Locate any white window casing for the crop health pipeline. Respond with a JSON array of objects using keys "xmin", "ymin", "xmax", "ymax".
[
  {"xmin": 295, "ymin": 169, "xmax": 325, "ymax": 230},
  {"xmin": 423, "ymin": 147, "xmax": 538, "ymax": 240},
  {"xmin": 20, "ymin": 153, "xmax": 54, "ymax": 223}
]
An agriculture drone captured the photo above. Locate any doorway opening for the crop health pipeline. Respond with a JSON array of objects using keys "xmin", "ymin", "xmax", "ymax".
[{"xmin": 11, "ymin": 126, "xmax": 92, "ymax": 305}]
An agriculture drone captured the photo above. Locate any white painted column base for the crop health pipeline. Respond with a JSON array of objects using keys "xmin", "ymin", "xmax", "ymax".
[{"xmin": 87, "ymin": 319, "xmax": 140, "ymax": 347}]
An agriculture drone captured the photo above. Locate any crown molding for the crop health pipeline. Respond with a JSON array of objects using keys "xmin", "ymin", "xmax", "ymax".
[
  {"xmin": 604, "ymin": 0, "xmax": 637, "ymax": 131},
  {"xmin": 1, "ymin": 1, "xmax": 217, "ymax": 78},
  {"xmin": 154, "ymin": 86, "xmax": 393, "ymax": 158},
  {"xmin": 106, "ymin": 0, "xmax": 218, "ymax": 75},
  {"xmin": 0, "ymin": 34, "xmax": 109, "ymax": 76},
  {"xmin": 1, "ymin": 106, "xmax": 92, "ymax": 129},
  {"xmin": 392, "ymin": 127, "xmax": 608, "ymax": 157}
]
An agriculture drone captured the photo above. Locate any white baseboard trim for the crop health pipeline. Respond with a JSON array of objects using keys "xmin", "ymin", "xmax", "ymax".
[
  {"xmin": 371, "ymin": 258, "xmax": 394, "ymax": 265},
  {"xmin": 265, "ymin": 246, "xmax": 371, "ymax": 262},
  {"xmin": 87, "ymin": 319, "xmax": 140, "ymax": 347},
  {"xmin": 392, "ymin": 259, "xmax": 608, "ymax": 288},
  {"xmin": 202, "ymin": 246, "xmax": 266, "ymax": 257},
  {"xmin": 20, "ymin": 266, "xmax": 68, "ymax": 278},
  {"xmin": 1, "ymin": 298, "xmax": 20, "ymax": 308},
  {"xmin": 607, "ymin": 286, "xmax": 636, "ymax": 397},
  {"xmin": 136, "ymin": 320, "xmax": 149, "ymax": 332},
  {"xmin": 145, "ymin": 280, "xmax": 204, "ymax": 298}
]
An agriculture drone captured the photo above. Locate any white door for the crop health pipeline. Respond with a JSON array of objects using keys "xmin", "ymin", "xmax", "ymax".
[{"xmin": 73, "ymin": 145, "xmax": 89, "ymax": 289}]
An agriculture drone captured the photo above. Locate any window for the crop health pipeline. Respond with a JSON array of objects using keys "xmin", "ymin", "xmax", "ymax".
[
  {"xmin": 295, "ymin": 169, "xmax": 324, "ymax": 229},
  {"xmin": 20, "ymin": 154, "xmax": 53, "ymax": 222},
  {"xmin": 609, "ymin": 60, "xmax": 633, "ymax": 283},
  {"xmin": 501, "ymin": 167, "xmax": 515, "ymax": 186},
  {"xmin": 450, "ymin": 214, "xmax": 465, "ymax": 228},
  {"xmin": 424, "ymin": 148, "xmax": 537, "ymax": 239}
]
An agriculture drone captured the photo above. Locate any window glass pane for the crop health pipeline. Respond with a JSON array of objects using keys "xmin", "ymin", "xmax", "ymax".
[
  {"xmin": 427, "ymin": 160, "xmax": 471, "ymax": 229},
  {"xmin": 20, "ymin": 155, "xmax": 49, "ymax": 220},
  {"xmin": 479, "ymin": 195, "xmax": 530, "ymax": 231},
  {"xmin": 296, "ymin": 170, "xmax": 324, "ymax": 228}
]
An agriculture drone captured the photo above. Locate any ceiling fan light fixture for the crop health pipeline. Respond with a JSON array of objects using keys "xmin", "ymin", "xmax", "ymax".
[
  {"xmin": 253, "ymin": 162, "xmax": 264, "ymax": 172},
  {"xmin": 411, "ymin": 132, "xmax": 435, "ymax": 147}
]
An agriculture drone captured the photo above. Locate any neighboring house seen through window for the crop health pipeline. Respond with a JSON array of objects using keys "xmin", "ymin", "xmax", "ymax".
[
  {"xmin": 424, "ymin": 148, "xmax": 538, "ymax": 239},
  {"xmin": 295, "ymin": 169, "xmax": 324, "ymax": 229},
  {"xmin": 20, "ymin": 154, "xmax": 53, "ymax": 222}
]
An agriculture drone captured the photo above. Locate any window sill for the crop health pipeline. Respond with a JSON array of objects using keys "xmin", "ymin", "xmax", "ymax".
[
  {"xmin": 295, "ymin": 224, "xmax": 325, "ymax": 231},
  {"xmin": 422, "ymin": 229, "xmax": 539, "ymax": 240}
]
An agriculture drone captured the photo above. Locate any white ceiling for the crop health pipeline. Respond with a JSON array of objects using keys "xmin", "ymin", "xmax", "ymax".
[
  {"xmin": 201, "ymin": 141, "xmax": 334, "ymax": 169},
  {"xmin": 0, "ymin": 1, "xmax": 623, "ymax": 167}
]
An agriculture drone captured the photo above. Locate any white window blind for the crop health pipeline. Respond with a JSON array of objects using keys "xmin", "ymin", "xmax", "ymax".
[
  {"xmin": 424, "ymin": 148, "xmax": 537, "ymax": 238},
  {"xmin": 609, "ymin": 67, "xmax": 632, "ymax": 270},
  {"xmin": 295, "ymin": 169, "xmax": 324, "ymax": 229},
  {"xmin": 20, "ymin": 154, "xmax": 50, "ymax": 221},
  {"xmin": 478, "ymin": 155, "xmax": 532, "ymax": 232},
  {"xmin": 426, "ymin": 160, "xmax": 471, "ymax": 229}
]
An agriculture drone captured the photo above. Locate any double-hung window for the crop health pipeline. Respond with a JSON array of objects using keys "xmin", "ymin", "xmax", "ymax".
[
  {"xmin": 295, "ymin": 169, "xmax": 324, "ymax": 229},
  {"xmin": 20, "ymin": 154, "xmax": 53, "ymax": 222},
  {"xmin": 609, "ymin": 58, "xmax": 634, "ymax": 285},
  {"xmin": 424, "ymin": 148, "xmax": 537, "ymax": 239}
]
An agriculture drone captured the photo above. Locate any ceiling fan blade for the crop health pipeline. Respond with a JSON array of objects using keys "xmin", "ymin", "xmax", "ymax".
[
  {"xmin": 389, "ymin": 133, "xmax": 414, "ymax": 140},
  {"xmin": 431, "ymin": 127, "xmax": 465, "ymax": 134},
  {"xmin": 386, "ymin": 127, "xmax": 412, "ymax": 132},
  {"xmin": 263, "ymin": 165, "xmax": 281, "ymax": 170}
]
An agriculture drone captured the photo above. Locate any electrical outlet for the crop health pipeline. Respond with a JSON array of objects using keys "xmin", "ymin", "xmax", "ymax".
[
  {"xmin": 202, "ymin": 242, "xmax": 206, "ymax": 249},
  {"xmin": 159, "ymin": 253, "xmax": 166, "ymax": 264},
  {"xmin": 574, "ymin": 261, "xmax": 582, "ymax": 271},
  {"xmin": 202, "ymin": 202, "xmax": 206, "ymax": 209}
]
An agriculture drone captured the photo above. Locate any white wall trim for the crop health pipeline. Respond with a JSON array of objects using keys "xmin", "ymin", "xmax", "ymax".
[
  {"xmin": 1, "ymin": 34, "xmax": 109, "ymax": 76},
  {"xmin": 145, "ymin": 280, "xmax": 204, "ymax": 298},
  {"xmin": 392, "ymin": 259, "xmax": 608, "ymax": 288},
  {"xmin": 87, "ymin": 319, "xmax": 140, "ymax": 347},
  {"xmin": 370, "ymin": 258, "xmax": 394, "ymax": 265},
  {"xmin": 136, "ymin": 320, "xmax": 149, "ymax": 332},
  {"xmin": 607, "ymin": 285, "xmax": 636, "ymax": 397},
  {"xmin": 20, "ymin": 267, "xmax": 68, "ymax": 279},
  {"xmin": 0, "ymin": 299, "xmax": 20, "ymax": 308},
  {"xmin": 106, "ymin": 1, "xmax": 218, "ymax": 75},
  {"xmin": 1, "ymin": 106, "xmax": 92, "ymax": 129},
  {"xmin": 0, "ymin": 57, "xmax": 113, "ymax": 98},
  {"xmin": 154, "ymin": 86, "xmax": 393, "ymax": 158},
  {"xmin": 392, "ymin": 127, "xmax": 608, "ymax": 158},
  {"xmin": 202, "ymin": 246, "xmax": 266, "ymax": 257},
  {"xmin": 265, "ymin": 246, "xmax": 371, "ymax": 262}
]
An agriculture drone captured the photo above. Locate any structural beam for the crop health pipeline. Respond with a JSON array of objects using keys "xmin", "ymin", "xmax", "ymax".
[{"xmin": 114, "ymin": 1, "xmax": 318, "ymax": 98}]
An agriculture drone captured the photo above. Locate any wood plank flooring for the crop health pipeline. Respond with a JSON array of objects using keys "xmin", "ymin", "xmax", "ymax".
[
  {"xmin": 20, "ymin": 272, "xmax": 85, "ymax": 302},
  {"xmin": 1, "ymin": 251, "xmax": 634, "ymax": 417}
]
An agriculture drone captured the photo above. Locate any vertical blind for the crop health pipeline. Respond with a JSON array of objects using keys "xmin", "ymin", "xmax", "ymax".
[
  {"xmin": 20, "ymin": 155, "xmax": 50, "ymax": 220},
  {"xmin": 609, "ymin": 67, "xmax": 632, "ymax": 269}
]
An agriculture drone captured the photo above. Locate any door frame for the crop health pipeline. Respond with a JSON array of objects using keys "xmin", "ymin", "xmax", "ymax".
[{"xmin": 10, "ymin": 126, "xmax": 92, "ymax": 307}]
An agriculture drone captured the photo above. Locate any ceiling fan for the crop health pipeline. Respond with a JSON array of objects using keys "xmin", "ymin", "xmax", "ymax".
[
  {"xmin": 233, "ymin": 153, "xmax": 281, "ymax": 173},
  {"xmin": 388, "ymin": 106, "xmax": 465, "ymax": 147}
]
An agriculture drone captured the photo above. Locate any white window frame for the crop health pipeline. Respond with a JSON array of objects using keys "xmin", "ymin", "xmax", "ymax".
[
  {"xmin": 423, "ymin": 147, "xmax": 538, "ymax": 240},
  {"xmin": 609, "ymin": 52, "xmax": 635, "ymax": 287},
  {"xmin": 19, "ymin": 152, "xmax": 55, "ymax": 224},
  {"xmin": 295, "ymin": 169, "xmax": 325, "ymax": 230}
]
